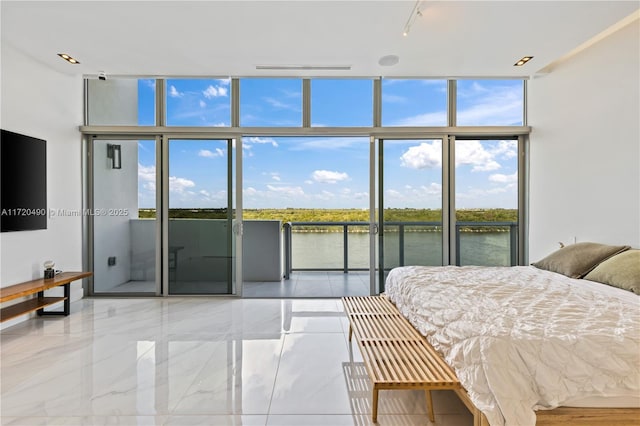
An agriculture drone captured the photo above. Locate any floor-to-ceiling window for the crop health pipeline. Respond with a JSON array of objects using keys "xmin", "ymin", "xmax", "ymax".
[
  {"xmin": 454, "ymin": 138, "xmax": 519, "ymax": 266},
  {"xmin": 241, "ymin": 136, "xmax": 371, "ymax": 297},
  {"xmin": 83, "ymin": 77, "xmax": 528, "ymax": 297},
  {"xmin": 167, "ymin": 138, "xmax": 236, "ymax": 295},
  {"xmin": 379, "ymin": 138, "xmax": 444, "ymax": 271}
]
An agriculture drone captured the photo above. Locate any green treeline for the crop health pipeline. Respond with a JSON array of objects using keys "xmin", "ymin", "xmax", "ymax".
[{"xmin": 139, "ymin": 208, "xmax": 517, "ymax": 223}]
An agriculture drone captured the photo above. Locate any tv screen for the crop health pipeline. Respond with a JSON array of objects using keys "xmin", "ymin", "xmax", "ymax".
[{"xmin": 1, "ymin": 129, "xmax": 47, "ymax": 232}]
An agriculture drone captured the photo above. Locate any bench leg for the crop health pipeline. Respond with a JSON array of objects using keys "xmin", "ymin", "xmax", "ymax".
[
  {"xmin": 425, "ymin": 390, "xmax": 435, "ymax": 422},
  {"xmin": 372, "ymin": 387, "xmax": 379, "ymax": 423},
  {"xmin": 348, "ymin": 323, "xmax": 353, "ymax": 342}
]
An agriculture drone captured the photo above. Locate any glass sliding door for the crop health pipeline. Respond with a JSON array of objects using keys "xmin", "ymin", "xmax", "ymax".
[
  {"xmin": 92, "ymin": 138, "xmax": 159, "ymax": 294},
  {"xmin": 167, "ymin": 139, "xmax": 236, "ymax": 295},
  {"xmin": 378, "ymin": 139, "xmax": 444, "ymax": 289},
  {"xmin": 241, "ymin": 136, "xmax": 370, "ymax": 298},
  {"xmin": 454, "ymin": 138, "xmax": 519, "ymax": 266}
]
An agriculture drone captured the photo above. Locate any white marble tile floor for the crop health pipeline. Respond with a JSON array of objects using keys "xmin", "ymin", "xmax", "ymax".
[
  {"xmin": 0, "ymin": 298, "xmax": 473, "ymax": 426},
  {"xmin": 99, "ymin": 272, "xmax": 371, "ymax": 298}
]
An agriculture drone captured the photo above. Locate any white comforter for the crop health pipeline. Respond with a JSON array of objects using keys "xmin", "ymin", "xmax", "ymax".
[{"xmin": 384, "ymin": 265, "xmax": 640, "ymax": 426}]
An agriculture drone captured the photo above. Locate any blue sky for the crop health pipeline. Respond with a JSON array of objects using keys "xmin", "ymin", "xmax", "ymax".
[{"xmin": 136, "ymin": 78, "xmax": 522, "ymax": 210}]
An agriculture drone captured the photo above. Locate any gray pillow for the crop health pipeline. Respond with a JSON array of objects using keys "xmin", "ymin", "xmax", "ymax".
[
  {"xmin": 583, "ymin": 250, "xmax": 640, "ymax": 294},
  {"xmin": 532, "ymin": 242, "xmax": 630, "ymax": 279}
]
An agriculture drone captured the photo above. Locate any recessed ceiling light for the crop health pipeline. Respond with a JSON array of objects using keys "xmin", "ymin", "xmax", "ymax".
[
  {"xmin": 256, "ymin": 65, "xmax": 351, "ymax": 71},
  {"xmin": 378, "ymin": 55, "xmax": 400, "ymax": 67},
  {"xmin": 514, "ymin": 56, "xmax": 533, "ymax": 66},
  {"xmin": 58, "ymin": 53, "xmax": 80, "ymax": 64}
]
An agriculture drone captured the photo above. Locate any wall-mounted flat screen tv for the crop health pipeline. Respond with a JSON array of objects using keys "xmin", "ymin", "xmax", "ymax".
[{"xmin": 1, "ymin": 129, "xmax": 47, "ymax": 232}]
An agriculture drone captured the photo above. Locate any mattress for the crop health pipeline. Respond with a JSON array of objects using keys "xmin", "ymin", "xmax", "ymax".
[{"xmin": 384, "ymin": 265, "xmax": 640, "ymax": 426}]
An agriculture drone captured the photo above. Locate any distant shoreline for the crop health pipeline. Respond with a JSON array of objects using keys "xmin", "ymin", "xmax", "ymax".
[{"xmin": 138, "ymin": 208, "xmax": 517, "ymax": 232}]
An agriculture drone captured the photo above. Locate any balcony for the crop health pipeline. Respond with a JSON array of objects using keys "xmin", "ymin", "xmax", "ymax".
[
  {"xmin": 95, "ymin": 218, "xmax": 517, "ymax": 297},
  {"xmin": 283, "ymin": 221, "xmax": 519, "ymax": 278}
]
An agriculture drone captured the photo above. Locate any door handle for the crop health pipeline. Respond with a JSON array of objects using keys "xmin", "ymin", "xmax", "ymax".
[{"xmin": 232, "ymin": 222, "xmax": 243, "ymax": 236}]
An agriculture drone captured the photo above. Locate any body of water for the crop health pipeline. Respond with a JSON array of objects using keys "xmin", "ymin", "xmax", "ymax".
[{"xmin": 291, "ymin": 231, "xmax": 514, "ymax": 269}]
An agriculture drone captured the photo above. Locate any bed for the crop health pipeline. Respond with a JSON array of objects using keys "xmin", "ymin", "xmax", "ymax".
[{"xmin": 384, "ymin": 245, "xmax": 640, "ymax": 426}]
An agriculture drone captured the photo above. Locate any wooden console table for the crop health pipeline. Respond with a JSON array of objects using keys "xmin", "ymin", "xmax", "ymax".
[{"xmin": 0, "ymin": 271, "xmax": 92, "ymax": 322}]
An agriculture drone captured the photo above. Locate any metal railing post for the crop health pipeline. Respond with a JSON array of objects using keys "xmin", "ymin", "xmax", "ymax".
[
  {"xmin": 510, "ymin": 224, "xmax": 518, "ymax": 266},
  {"xmin": 283, "ymin": 222, "xmax": 291, "ymax": 279},
  {"xmin": 455, "ymin": 225, "xmax": 461, "ymax": 266},
  {"xmin": 343, "ymin": 225, "xmax": 349, "ymax": 274},
  {"xmin": 399, "ymin": 224, "xmax": 405, "ymax": 266}
]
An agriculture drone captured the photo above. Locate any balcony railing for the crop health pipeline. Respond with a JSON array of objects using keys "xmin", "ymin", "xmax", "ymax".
[{"xmin": 283, "ymin": 221, "xmax": 518, "ymax": 278}]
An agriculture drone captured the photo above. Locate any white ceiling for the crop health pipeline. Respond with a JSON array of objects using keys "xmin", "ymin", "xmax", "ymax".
[{"xmin": 1, "ymin": 1, "xmax": 638, "ymax": 79}]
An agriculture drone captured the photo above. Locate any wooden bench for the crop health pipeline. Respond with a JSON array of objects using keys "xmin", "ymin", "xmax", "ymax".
[
  {"xmin": 342, "ymin": 295, "xmax": 462, "ymax": 423},
  {"xmin": 0, "ymin": 271, "xmax": 92, "ymax": 322}
]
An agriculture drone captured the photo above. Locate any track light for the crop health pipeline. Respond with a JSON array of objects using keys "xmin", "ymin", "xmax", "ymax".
[{"xmin": 402, "ymin": 0, "xmax": 424, "ymax": 37}]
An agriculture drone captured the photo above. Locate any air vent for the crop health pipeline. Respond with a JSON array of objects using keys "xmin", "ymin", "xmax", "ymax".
[{"xmin": 256, "ymin": 65, "xmax": 351, "ymax": 71}]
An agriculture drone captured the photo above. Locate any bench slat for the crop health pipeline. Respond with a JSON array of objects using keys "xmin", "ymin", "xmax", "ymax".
[{"xmin": 359, "ymin": 340, "xmax": 459, "ymax": 386}]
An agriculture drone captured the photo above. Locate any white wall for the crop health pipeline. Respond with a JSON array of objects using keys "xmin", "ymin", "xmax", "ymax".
[
  {"xmin": 93, "ymin": 140, "xmax": 139, "ymax": 291},
  {"xmin": 0, "ymin": 44, "xmax": 84, "ymax": 327},
  {"xmin": 86, "ymin": 80, "xmax": 141, "ymax": 292},
  {"xmin": 528, "ymin": 19, "xmax": 640, "ymax": 261}
]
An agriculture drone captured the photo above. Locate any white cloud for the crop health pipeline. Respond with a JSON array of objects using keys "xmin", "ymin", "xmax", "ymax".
[
  {"xmin": 199, "ymin": 100, "xmax": 206, "ymax": 108},
  {"xmin": 169, "ymin": 176, "xmax": 195, "ymax": 193},
  {"xmin": 384, "ymin": 183, "xmax": 441, "ymax": 203},
  {"xmin": 353, "ymin": 192, "xmax": 368, "ymax": 200},
  {"xmin": 312, "ymin": 170, "xmax": 349, "ymax": 184},
  {"xmin": 288, "ymin": 137, "xmax": 368, "ymax": 151},
  {"xmin": 489, "ymin": 172, "xmax": 518, "ymax": 183},
  {"xmin": 138, "ymin": 164, "xmax": 156, "ymax": 191},
  {"xmin": 341, "ymin": 188, "xmax": 368, "ymax": 200},
  {"xmin": 198, "ymin": 148, "xmax": 224, "ymax": 158},
  {"xmin": 203, "ymin": 84, "xmax": 228, "ymax": 98},
  {"xmin": 392, "ymin": 111, "xmax": 447, "ymax": 126},
  {"xmin": 143, "ymin": 79, "xmax": 156, "ymax": 90},
  {"xmin": 456, "ymin": 140, "xmax": 500, "ymax": 172},
  {"xmin": 138, "ymin": 164, "xmax": 155, "ymax": 182},
  {"xmin": 386, "ymin": 189, "xmax": 403, "ymax": 199},
  {"xmin": 169, "ymin": 85, "xmax": 182, "ymax": 97},
  {"xmin": 266, "ymin": 185, "xmax": 305, "ymax": 197},
  {"xmin": 280, "ymin": 88, "xmax": 301, "ymax": 98},
  {"xmin": 457, "ymin": 83, "xmax": 523, "ymax": 126},
  {"xmin": 246, "ymin": 137, "xmax": 278, "ymax": 148},
  {"xmin": 381, "ymin": 94, "xmax": 407, "ymax": 104},
  {"xmin": 304, "ymin": 180, "xmax": 314, "ymax": 185},
  {"xmin": 400, "ymin": 142, "xmax": 442, "ymax": 169},
  {"xmin": 417, "ymin": 183, "xmax": 442, "ymax": 195},
  {"xmin": 199, "ymin": 190, "xmax": 211, "ymax": 197},
  {"xmin": 402, "ymin": 140, "xmax": 516, "ymax": 173},
  {"xmin": 271, "ymin": 173, "xmax": 281, "ymax": 181},
  {"xmin": 218, "ymin": 78, "xmax": 231, "ymax": 86},
  {"xmin": 316, "ymin": 190, "xmax": 335, "ymax": 200},
  {"xmin": 263, "ymin": 97, "xmax": 296, "ymax": 110},
  {"xmin": 491, "ymin": 140, "xmax": 518, "ymax": 159},
  {"xmin": 244, "ymin": 187, "xmax": 258, "ymax": 196}
]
